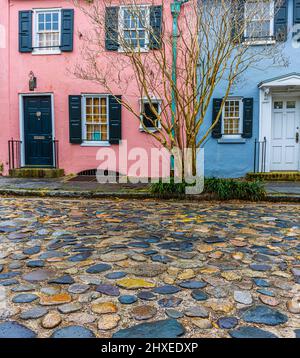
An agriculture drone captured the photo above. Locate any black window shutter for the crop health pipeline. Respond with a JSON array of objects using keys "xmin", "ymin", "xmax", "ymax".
[
  {"xmin": 105, "ymin": 7, "xmax": 119, "ymax": 51},
  {"xmin": 69, "ymin": 96, "xmax": 82, "ymax": 144},
  {"xmin": 19, "ymin": 11, "xmax": 33, "ymax": 53},
  {"xmin": 294, "ymin": 0, "xmax": 300, "ymax": 24},
  {"xmin": 231, "ymin": 0, "xmax": 245, "ymax": 43},
  {"xmin": 211, "ymin": 99, "xmax": 223, "ymax": 139},
  {"xmin": 149, "ymin": 6, "xmax": 162, "ymax": 50},
  {"xmin": 242, "ymin": 98, "xmax": 253, "ymax": 139},
  {"xmin": 274, "ymin": 0, "xmax": 288, "ymax": 42},
  {"xmin": 109, "ymin": 96, "xmax": 122, "ymax": 144},
  {"xmin": 61, "ymin": 9, "xmax": 74, "ymax": 52}
]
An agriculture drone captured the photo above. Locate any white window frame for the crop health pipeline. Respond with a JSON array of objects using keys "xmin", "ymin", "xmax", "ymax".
[
  {"xmin": 119, "ymin": 5, "xmax": 150, "ymax": 53},
  {"xmin": 243, "ymin": 0, "xmax": 275, "ymax": 45},
  {"xmin": 222, "ymin": 98, "xmax": 243, "ymax": 139},
  {"xmin": 32, "ymin": 8, "xmax": 62, "ymax": 55},
  {"xmin": 81, "ymin": 94, "xmax": 110, "ymax": 147},
  {"xmin": 139, "ymin": 98, "xmax": 162, "ymax": 133}
]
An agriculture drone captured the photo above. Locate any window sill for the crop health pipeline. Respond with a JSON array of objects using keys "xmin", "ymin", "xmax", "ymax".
[
  {"xmin": 218, "ymin": 138, "xmax": 246, "ymax": 144},
  {"xmin": 139, "ymin": 127, "xmax": 160, "ymax": 133},
  {"xmin": 243, "ymin": 39, "xmax": 276, "ymax": 46},
  {"xmin": 81, "ymin": 141, "xmax": 111, "ymax": 147},
  {"xmin": 118, "ymin": 48, "xmax": 149, "ymax": 53},
  {"xmin": 32, "ymin": 50, "xmax": 62, "ymax": 56}
]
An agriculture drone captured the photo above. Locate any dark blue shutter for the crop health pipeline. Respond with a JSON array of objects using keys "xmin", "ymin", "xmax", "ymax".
[
  {"xmin": 19, "ymin": 11, "xmax": 33, "ymax": 53},
  {"xmin": 231, "ymin": 0, "xmax": 245, "ymax": 43},
  {"xmin": 109, "ymin": 96, "xmax": 122, "ymax": 144},
  {"xmin": 105, "ymin": 7, "xmax": 119, "ymax": 51},
  {"xmin": 61, "ymin": 9, "xmax": 74, "ymax": 52},
  {"xmin": 211, "ymin": 99, "xmax": 222, "ymax": 139},
  {"xmin": 274, "ymin": 0, "xmax": 288, "ymax": 41},
  {"xmin": 149, "ymin": 6, "xmax": 162, "ymax": 50},
  {"xmin": 294, "ymin": 0, "xmax": 300, "ymax": 41},
  {"xmin": 69, "ymin": 96, "xmax": 82, "ymax": 144},
  {"xmin": 242, "ymin": 98, "xmax": 253, "ymax": 139}
]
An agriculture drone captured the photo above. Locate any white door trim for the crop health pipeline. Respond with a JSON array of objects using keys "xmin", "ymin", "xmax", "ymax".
[
  {"xmin": 259, "ymin": 89, "xmax": 300, "ymax": 172},
  {"xmin": 19, "ymin": 93, "xmax": 56, "ymax": 167}
]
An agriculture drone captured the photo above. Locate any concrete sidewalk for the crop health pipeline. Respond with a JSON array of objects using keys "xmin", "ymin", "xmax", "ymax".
[{"xmin": 0, "ymin": 176, "xmax": 299, "ymax": 201}]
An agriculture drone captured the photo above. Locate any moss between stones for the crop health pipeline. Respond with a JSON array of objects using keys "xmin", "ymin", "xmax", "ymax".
[
  {"xmin": 246, "ymin": 172, "xmax": 300, "ymax": 182},
  {"xmin": 9, "ymin": 168, "xmax": 64, "ymax": 178}
]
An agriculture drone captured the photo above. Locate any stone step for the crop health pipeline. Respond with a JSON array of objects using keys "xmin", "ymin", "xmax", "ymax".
[
  {"xmin": 9, "ymin": 168, "xmax": 64, "ymax": 178},
  {"xmin": 246, "ymin": 172, "xmax": 300, "ymax": 182}
]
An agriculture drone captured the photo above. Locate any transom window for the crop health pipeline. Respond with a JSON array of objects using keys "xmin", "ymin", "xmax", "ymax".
[
  {"xmin": 244, "ymin": 0, "xmax": 274, "ymax": 41},
  {"xmin": 83, "ymin": 96, "xmax": 109, "ymax": 142},
  {"xmin": 222, "ymin": 99, "xmax": 243, "ymax": 136},
  {"xmin": 120, "ymin": 6, "xmax": 149, "ymax": 50},
  {"xmin": 34, "ymin": 9, "xmax": 61, "ymax": 54}
]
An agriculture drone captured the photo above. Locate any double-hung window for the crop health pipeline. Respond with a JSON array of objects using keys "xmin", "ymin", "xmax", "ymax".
[
  {"xmin": 222, "ymin": 99, "xmax": 243, "ymax": 137},
  {"xmin": 33, "ymin": 9, "xmax": 61, "ymax": 54},
  {"xmin": 82, "ymin": 95, "xmax": 109, "ymax": 144},
  {"xmin": 119, "ymin": 6, "xmax": 150, "ymax": 51},
  {"xmin": 244, "ymin": 0, "xmax": 274, "ymax": 43}
]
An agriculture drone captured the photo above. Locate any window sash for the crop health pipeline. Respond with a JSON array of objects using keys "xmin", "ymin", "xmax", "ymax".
[
  {"xmin": 222, "ymin": 99, "xmax": 243, "ymax": 136},
  {"xmin": 82, "ymin": 96, "xmax": 109, "ymax": 142},
  {"xmin": 140, "ymin": 99, "xmax": 161, "ymax": 129},
  {"xmin": 119, "ymin": 6, "xmax": 150, "ymax": 51},
  {"xmin": 33, "ymin": 9, "xmax": 61, "ymax": 52},
  {"xmin": 244, "ymin": 0, "xmax": 274, "ymax": 40}
]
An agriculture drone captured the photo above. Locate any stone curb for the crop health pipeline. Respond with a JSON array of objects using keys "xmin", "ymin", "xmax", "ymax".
[{"xmin": 0, "ymin": 188, "xmax": 299, "ymax": 202}]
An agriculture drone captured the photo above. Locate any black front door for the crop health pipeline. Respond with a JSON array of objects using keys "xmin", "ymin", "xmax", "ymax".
[{"xmin": 24, "ymin": 96, "xmax": 53, "ymax": 166}]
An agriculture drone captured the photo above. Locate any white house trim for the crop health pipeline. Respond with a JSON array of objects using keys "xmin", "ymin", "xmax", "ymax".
[
  {"xmin": 259, "ymin": 73, "xmax": 300, "ymax": 172},
  {"xmin": 19, "ymin": 93, "xmax": 56, "ymax": 167}
]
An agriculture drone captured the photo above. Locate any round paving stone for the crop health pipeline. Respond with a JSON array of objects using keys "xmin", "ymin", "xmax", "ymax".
[
  {"xmin": 217, "ymin": 317, "xmax": 239, "ymax": 329},
  {"xmin": 48, "ymin": 275, "xmax": 75, "ymax": 285},
  {"xmin": 42, "ymin": 312, "xmax": 62, "ymax": 329},
  {"xmin": 242, "ymin": 305, "xmax": 288, "ymax": 326},
  {"xmin": 191, "ymin": 290, "xmax": 208, "ymax": 301},
  {"xmin": 259, "ymin": 295, "xmax": 279, "ymax": 307},
  {"xmin": 118, "ymin": 295, "xmax": 138, "ymax": 305},
  {"xmin": 250, "ymin": 264, "xmax": 272, "ymax": 272},
  {"xmin": 158, "ymin": 296, "xmax": 182, "ymax": 308},
  {"xmin": 39, "ymin": 293, "xmax": 72, "ymax": 306},
  {"xmin": 0, "ymin": 321, "xmax": 37, "ymax": 338},
  {"xmin": 12, "ymin": 293, "xmax": 38, "ymax": 303},
  {"xmin": 137, "ymin": 291, "xmax": 157, "ymax": 301},
  {"xmin": 23, "ymin": 269, "xmax": 56, "ymax": 282},
  {"xmin": 128, "ymin": 263, "xmax": 166, "ymax": 278},
  {"xmin": 26, "ymin": 260, "xmax": 45, "ymax": 268},
  {"xmin": 184, "ymin": 306, "xmax": 209, "ymax": 318},
  {"xmin": 68, "ymin": 283, "xmax": 89, "ymax": 294},
  {"xmin": 229, "ymin": 326, "xmax": 278, "ymax": 338},
  {"xmin": 98, "ymin": 314, "xmax": 121, "ymax": 330},
  {"xmin": 86, "ymin": 263, "xmax": 112, "ymax": 274},
  {"xmin": 153, "ymin": 285, "xmax": 181, "ymax": 295},
  {"xmin": 11, "ymin": 284, "xmax": 36, "ymax": 292},
  {"xmin": 113, "ymin": 319, "xmax": 185, "ymax": 338},
  {"xmin": 131, "ymin": 305, "xmax": 157, "ymax": 320},
  {"xmin": 192, "ymin": 318, "xmax": 212, "ymax": 329},
  {"xmin": 20, "ymin": 307, "xmax": 48, "ymax": 320},
  {"xmin": 96, "ymin": 284, "xmax": 120, "ymax": 297},
  {"xmin": 234, "ymin": 291, "xmax": 253, "ymax": 305},
  {"xmin": 91, "ymin": 301, "xmax": 118, "ymax": 314},
  {"xmin": 23, "ymin": 245, "xmax": 41, "ymax": 255},
  {"xmin": 257, "ymin": 289, "xmax": 275, "ymax": 297},
  {"xmin": 51, "ymin": 325, "xmax": 95, "ymax": 338},
  {"xmin": 166, "ymin": 309, "xmax": 184, "ymax": 319},
  {"xmin": 100, "ymin": 253, "xmax": 127, "ymax": 262},
  {"xmin": 116, "ymin": 278, "xmax": 155, "ymax": 289},
  {"xmin": 58, "ymin": 303, "xmax": 82, "ymax": 314},
  {"xmin": 151, "ymin": 255, "xmax": 172, "ymax": 264},
  {"xmin": 178, "ymin": 280, "xmax": 207, "ymax": 289},
  {"xmin": 287, "ymin": 298, "xmax": 300, "ymax": 314},
  {"xmin": 105, "ymin": 272, "xmax": 127, "ymax": 279}
]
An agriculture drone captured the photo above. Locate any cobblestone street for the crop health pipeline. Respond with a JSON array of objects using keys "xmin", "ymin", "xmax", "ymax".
[{"xmin": 0, "ymin": 198, "xmax": 299, "ymax": 338}]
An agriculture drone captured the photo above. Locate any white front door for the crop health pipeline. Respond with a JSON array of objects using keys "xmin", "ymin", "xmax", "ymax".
[{"xmin": 270, "ymin": 98, "xmax": 300, "ymax": 171}]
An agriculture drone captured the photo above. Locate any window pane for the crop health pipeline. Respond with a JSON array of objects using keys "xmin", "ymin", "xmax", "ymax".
[
  {"xmin": 45, "ymin": 13, "xmax": 51, "ymax": 22},
  {"xmin": 142, "ymin": 102, "xmax": 159, "ymax": 128},
  {"xmin": 274, "ymin": 101, "xmax": 283, "ymax": 109},
  {"xmin": 287, "ymin": 101, "xmax": 296, "ymax": 109}
]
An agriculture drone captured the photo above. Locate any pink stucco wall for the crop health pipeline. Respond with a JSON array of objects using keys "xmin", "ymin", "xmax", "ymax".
[{"xmin": 0, "ymin": 0, "xmax": 173, "ymax": 176}]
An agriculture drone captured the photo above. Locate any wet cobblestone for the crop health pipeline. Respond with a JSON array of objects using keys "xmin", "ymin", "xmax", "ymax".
[{"xmin": 0, "ymin": 198, "xmax": 299, "ymax": 338}]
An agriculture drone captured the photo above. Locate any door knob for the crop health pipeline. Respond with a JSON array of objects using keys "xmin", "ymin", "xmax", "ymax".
[{"xmin": 296, "ymin": 132, "xmax": 299, "ymax": 143}]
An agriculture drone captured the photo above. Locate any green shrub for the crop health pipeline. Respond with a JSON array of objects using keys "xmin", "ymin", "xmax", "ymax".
[
  {"xmin": 204, "ymin": 178, "xmax": 266, "ymax": 201},
  {"xmin": 150, "ymin": 177, "xmax": 266, "ymax": 201}
]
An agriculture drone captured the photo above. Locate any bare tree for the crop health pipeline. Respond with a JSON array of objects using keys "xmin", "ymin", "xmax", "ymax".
[{"xmin": 73, "ymin": 0, "xmax": 286, "ymax": 176}]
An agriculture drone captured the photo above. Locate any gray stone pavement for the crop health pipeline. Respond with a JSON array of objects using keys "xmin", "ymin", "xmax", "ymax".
[{"xmin": 0, "ymin": 197, "xmax": 299, "ymax": 338}]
